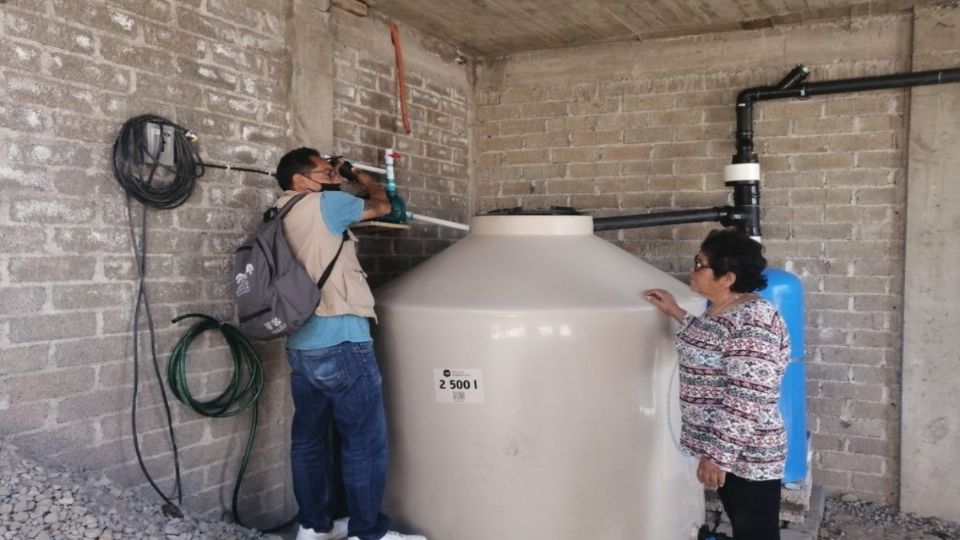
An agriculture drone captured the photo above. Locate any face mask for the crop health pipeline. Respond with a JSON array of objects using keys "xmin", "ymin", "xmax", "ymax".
[{"xmin": 299, "ymin": 173, "xmax": 340, "ymax": 192}]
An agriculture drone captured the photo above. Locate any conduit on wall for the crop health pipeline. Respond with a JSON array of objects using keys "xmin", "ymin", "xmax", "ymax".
[
  {"xmin": 592, "ymin": 64, "xmax": 960, "ymax": 238},
  {"xmin": 389, "ymin": 21, "xmax": 412, "ymax": 134},
  {"xmin": 733, "ymin": 65, "xmax": 960, "ymax": 164}
]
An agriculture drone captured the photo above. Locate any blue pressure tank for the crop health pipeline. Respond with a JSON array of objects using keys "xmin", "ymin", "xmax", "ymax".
[{"xmin": 758, "ymin": 269, "xmax": 807, "ymax": 485}]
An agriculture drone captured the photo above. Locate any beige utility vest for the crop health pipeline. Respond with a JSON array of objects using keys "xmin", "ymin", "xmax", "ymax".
[{"xmin": 276, "ymin": 190, "xmax": 377, "ymax": 321}]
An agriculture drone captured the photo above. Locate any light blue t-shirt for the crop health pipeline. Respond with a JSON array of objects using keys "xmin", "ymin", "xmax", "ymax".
[{"xmin": 287, "ymin": 191, "xmax": 372, "ymax": 350}]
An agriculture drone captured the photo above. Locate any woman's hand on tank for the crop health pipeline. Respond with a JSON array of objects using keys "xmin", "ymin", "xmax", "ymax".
[
  {"xmin": 697, "ymin": 457, "xmax": 726, "ymax": 490},
  {"xmin": 643, "ymin": 289, "xmax": 686, "ymax": 322}
]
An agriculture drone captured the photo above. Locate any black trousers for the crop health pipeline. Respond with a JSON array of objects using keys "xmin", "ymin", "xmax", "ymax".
[{"xmin": 716, "ymin": 472, "xmax": 781, "ymax": 540}]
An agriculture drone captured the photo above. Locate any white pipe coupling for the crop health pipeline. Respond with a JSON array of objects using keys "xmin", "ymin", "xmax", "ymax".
[{"xmin": 724, "ymin": 163, "xmax": 761, "ymax": 183}]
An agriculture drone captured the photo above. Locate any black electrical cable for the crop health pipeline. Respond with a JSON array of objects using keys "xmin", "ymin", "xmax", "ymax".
[
  {"xmin": 112, "ymin": 114, "xmax": 201, "ymax": 517},
  {"xmin": 126, "ymin": 199, "xmax": 185, "ymax": 517},
  {"xmin": 204, "ymin": 163, "xmax": 275, "ymax": 177},
  {"xmin": 112, "ymin": 114, "xmax": 204, "ymax": 209},
  {"xmin": 113, "ymin": 114, "xmax": 293, "ymax": 530}
]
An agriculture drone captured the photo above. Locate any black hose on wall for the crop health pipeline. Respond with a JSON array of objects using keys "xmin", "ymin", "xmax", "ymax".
[{"xmin": 112, "ymin": 114, "xmax": 204, "ymax": 517}]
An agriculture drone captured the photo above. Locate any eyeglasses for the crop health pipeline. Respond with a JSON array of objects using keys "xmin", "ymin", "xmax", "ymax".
[
  {"xmin": 693, "ymin": 256, "xmax": 709, "ymax": 272},
  {"xmin": 306, "ymin": 168, "xmax": 336, "ymax": 178}
]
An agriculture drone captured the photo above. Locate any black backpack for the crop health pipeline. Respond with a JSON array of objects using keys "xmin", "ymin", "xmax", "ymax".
[{"xmin": 234, "ymin": 193, "xmax": 345, "ymax": 341}]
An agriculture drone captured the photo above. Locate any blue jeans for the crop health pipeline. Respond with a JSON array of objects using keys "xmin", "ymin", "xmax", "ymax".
[{"xmin": 287, "ymin": 341, "xmax": 390, "ymax": 540}]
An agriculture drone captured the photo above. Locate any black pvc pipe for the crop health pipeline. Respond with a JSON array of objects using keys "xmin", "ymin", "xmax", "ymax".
[
  {"xmin": 775, "ymin": 65, "xmax": 810, "ymax": 91},
  {"xmin": 595, "ymin": 66, "xmax": 960, "ymax": 234},
  {"xmin": 729, "ymin": 182, "xmax": 761, "ymax": 237},
  {"xmin": 734, "ymin": 66, "xmax": 960, "ymax": 163},
  {"xmin": 743, "ymin": 68, "xmax": 960, "ymax": 104},
  {"xmin": 593, "ymin": 207, "xmax": 726, "ymax": 232}
]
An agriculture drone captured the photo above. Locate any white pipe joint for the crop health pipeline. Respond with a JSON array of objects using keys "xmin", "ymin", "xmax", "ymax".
[{"xmin": 724, "ymin": 162, "xmax": 761, "ymax": 183}]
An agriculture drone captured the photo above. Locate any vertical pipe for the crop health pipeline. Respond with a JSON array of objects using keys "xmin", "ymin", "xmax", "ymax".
[
  {"xmin": 385, "ymin": 149, "xmax": 398, "ymax": 196},
  {"xmin": 730, "ymin": 182, "xmax": 761, "ymax": 238},
  {"xmin": 734, "ymin": 100, "xmax": 757, "ymax": 164}
]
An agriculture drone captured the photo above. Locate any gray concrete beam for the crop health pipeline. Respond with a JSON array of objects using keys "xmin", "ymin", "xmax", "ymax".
[
  {"xmin": 287, "ymin": 0, "xmax": 335, "ymax": 151},
  {"xmin": 900, "ymin": 3, "xmax": 960, "ymax": 523}
]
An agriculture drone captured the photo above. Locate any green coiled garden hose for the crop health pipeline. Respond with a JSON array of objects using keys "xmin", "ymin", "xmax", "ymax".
[{"xmin": 168, "ymin": 313, "xmax": 293, "ymax": 531}]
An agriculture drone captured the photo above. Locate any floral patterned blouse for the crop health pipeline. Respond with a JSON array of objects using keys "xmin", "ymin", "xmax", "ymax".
[{"xmin": 676, "ymin": 297, "xmax": 790, "ymax": 481}]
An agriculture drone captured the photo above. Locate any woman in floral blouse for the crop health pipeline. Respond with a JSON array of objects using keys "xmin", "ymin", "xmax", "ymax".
[{"xmin": 645, "ymin": 229, "xmax": 790, "ymax": 540}]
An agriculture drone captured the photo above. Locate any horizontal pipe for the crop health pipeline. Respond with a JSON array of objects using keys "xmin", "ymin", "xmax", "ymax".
[
  {"xmin": 733, "ymin": 66, "xmax": 960, "ymax": 164},
  {"xmin": 407, "ymin": 212, "xmax": 469, "ymax": 231},
  {"xmin": 739, "ymin": 67, "xmax": 960, "ymax": 105},
  {"xmin": 353, "ymin": 162, "xmax": 388, "ymax": 175},
  {"xmin": 593, "ymin": 207, "xmax": 725, "ymax": 232}
]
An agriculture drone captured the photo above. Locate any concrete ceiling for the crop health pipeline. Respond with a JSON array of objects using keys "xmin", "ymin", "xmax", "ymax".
[{"xmin": 369, "ymin": 0, "xmax": 936, "ymax": 57}]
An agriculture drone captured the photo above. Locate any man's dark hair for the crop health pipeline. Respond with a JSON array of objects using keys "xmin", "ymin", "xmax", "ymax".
[
  {"xmin": 700, "ymin": 228, "xmax": 768, "ymax": 293},
  {"xmin": 275, "ymin": 147, "xmax": 320, "ymax": 190}
]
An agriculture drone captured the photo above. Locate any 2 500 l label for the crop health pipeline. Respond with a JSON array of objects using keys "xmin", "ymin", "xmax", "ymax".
[
  {"xmin": 434, "ymin": 368, "xmax": 484, "ymax": 404},
  {"xmin": 439, "ymin": 379, "xmax": 477, "ymax": 390}
]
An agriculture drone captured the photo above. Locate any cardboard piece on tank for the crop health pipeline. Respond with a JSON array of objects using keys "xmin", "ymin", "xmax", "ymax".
[{"xmin": 350, "ymin": 221, "xmax": 410, "ymax": 231}]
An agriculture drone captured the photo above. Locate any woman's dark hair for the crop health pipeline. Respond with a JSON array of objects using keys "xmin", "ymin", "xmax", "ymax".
[
  {"xmin": 275, "ymin": 147, "xmax": 320, "ymax": 190},
  {"xmin": 700, "ymin": 229, "xmax": 768, "ymax": 293}
]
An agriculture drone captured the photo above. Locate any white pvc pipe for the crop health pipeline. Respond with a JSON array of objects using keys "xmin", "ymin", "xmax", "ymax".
[
  {"xmin": 407, "ymin": 212, "xmax": 469, "ymax": 231},
  {"xmin": 353, "ymin": 162, "xmax": 387, "ymax": 175},
  {"xmin": 338, "ymin": 150, "xmax": 467, "ymax": 232},
  {"xmin": 385, "ymin": 148, "xmax": 398, "ymax": 194}
]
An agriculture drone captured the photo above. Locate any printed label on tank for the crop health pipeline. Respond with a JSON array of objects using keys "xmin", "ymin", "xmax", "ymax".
[{"xmin": 434, "ymin": 368, "xmax": 484, "ymax": 404}]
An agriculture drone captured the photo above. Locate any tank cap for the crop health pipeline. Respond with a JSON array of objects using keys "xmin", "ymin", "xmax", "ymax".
[
  {"xmin": 469, "ymin": 214, "xmax": 594, "ymax": 235},
  {"xmin": 484, "ymin": 206, "xmax": 584, "ymax": 216}
]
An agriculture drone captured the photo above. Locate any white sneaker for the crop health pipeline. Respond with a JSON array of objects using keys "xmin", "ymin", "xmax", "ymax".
[
  {"xmin": 348, "ymin": 532, "xmax": 427, "ymax": 540},
  {"xmin": 297, "ymin": 518, "xmax": 349, "ymax": 540}
]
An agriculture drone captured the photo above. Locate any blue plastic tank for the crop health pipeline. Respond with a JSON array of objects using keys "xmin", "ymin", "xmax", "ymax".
[{"xmin": 758, "ymin": 268, "xmax": 807, "ymax": 485}]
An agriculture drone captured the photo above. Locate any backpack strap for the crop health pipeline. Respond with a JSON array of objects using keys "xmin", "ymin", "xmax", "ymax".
[
  {"xmin": 315, "ymin": 231, "xmax": 349, "ymax": 290},
  {"xmin": 278, "ymin": 192, "xmax": 309, "ymax": 219},
  {"xmin": 270, "ymin": 192, "xmax": 348, "ymax": 291},
  {"xmin": 262, "ymin": 192, "xmax": 309, "ymax": 223}
]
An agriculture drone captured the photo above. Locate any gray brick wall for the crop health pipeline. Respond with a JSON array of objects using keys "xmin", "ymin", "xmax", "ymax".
[
  {"xmin": 0, "ymin": 0, "xmax": 472, "ymax": 525},
  {"xmin": 475, "ymin": 15, "xmax": 911, "ymax": 504},
  {"xmin": 0, "ymin": 0, "xmax": 942, "ymax": 520},
  {"xmin": 0, "ymin": 0, "xmax": 292, "ymax": 523},
  {"xmin": 331, "ymin": 10, "xmax": 470, "ymax": 288}
]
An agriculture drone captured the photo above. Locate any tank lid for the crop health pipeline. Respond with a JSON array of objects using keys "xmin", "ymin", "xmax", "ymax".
[{"xmin": 468, "ymin": 214, "xmax": 594, "ymax": 236}]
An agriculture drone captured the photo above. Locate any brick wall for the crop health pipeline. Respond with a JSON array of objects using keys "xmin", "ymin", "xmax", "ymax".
[
  {"xmin": 475, "ymin": 15, "xmax": 912, "ymax": 503},
  {"xmin": 0, "ymin": 0, "xmax": 473, "ymax": 524},
  {"xmin": 331, "ymin": 10, "xmax": 470, "ymax": 288},
  {"xmin": 0, "ymin": 0, "xmax": 292, "ymax": 523},
  {"xmin": 0, "ymin": 0, "xmax": 939, "ymax": 520}
]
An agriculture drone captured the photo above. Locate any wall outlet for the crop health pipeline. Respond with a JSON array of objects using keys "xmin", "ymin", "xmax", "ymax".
[{"xmin": 144, "ymin": 122, "xmax": 176, "ymax": 167}]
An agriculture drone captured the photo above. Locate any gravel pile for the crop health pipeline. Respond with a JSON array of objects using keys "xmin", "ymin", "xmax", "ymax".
[
  {"xmin": 0, "ymin": 441, "xmax": 272, "ymax": 540},
  {"xmin": 5, "ymin": 437, "xmax": 959, "ymax": 540},
  {"xmin": 819, "ymin": 495, "xmax": 960, "ymax": 540}
]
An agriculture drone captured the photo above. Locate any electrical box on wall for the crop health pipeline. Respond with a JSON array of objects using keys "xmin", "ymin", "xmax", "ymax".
[{"xmin": 144, "ymin": 122, "xmax": 176, "ymax": 167}]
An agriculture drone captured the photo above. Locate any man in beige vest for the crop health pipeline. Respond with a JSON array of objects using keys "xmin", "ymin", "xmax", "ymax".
[{"xmin": 274, "ymin": 148, "xmax": 426, "ymax": 540}]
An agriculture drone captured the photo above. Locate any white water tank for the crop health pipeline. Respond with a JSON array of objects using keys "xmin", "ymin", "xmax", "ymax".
[{"xmin": 374, "ymin": 214, "xmax": 705, "ymax": 540}]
